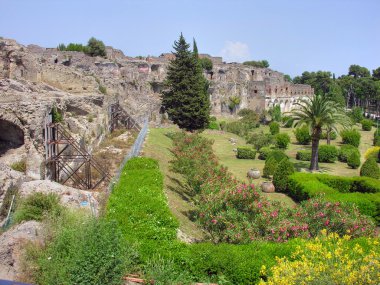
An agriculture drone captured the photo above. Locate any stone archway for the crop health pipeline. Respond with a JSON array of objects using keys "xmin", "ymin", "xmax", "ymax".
[
  {"xmin": 0, "ymin": 119, "xmax": 24, "ymax": 155},
  {"xmin": 285, "ymin": 100, "xmax": 291, "ymax": 112}
]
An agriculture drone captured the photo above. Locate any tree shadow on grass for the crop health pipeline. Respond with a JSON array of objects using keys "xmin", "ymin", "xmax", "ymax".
[
  {"xmin": 293, "ymin": 161, "xmax": 334, "ymax": 173},
  {"xmin": 167, "ymin": 175, "xmax": 193, "ymax": 202},
  {"xmin": 180, "ymin": 209, "xmax": 198, "ymax": 222}
]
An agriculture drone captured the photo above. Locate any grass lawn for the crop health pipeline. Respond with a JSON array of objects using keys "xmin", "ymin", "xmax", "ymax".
[
  {"xmin": 143, "ymin": 126, "xmax": 206, "ymax": 240},
  {"xmin": 142, "ymin": 122, "xmax": 378, "ymax": 239}
]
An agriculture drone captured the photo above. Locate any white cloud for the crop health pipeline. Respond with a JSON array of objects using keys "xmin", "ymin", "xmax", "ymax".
[{"xmin": 220, "ymin": 41, "xmax": 251, "ymax": 63}]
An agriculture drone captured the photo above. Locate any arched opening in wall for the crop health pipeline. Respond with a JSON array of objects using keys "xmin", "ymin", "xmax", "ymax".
[
  {"xmin": 151, "ymin": 64, "xmax": 160, "ymax": 72},
  {"xmin": 285, "ymin": 100, "xmax": 290, "ymax": 112},
  {"xmin": 0, "ymin": 119, "xmax": 24, "ymax": 155}
]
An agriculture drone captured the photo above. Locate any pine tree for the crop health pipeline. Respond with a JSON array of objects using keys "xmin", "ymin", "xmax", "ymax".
[{"xmin": 161, "ymin": 34, "xmax": 210, "ymax": 132}]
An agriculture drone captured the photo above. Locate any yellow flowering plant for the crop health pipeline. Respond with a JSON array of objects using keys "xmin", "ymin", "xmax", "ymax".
[{"xmin": 260, "ymin": 230, "xmax": 380, "ymax": 285}]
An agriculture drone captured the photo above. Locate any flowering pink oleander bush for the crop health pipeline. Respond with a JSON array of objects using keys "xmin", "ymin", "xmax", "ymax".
[{"xmin": 169, "ymin": 132, "xmax": 376, "ymax": 243}]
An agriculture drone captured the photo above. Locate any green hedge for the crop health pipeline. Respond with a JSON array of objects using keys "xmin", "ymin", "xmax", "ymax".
[
  {"xmin": 236, "ymin": 147, "xmax": 256, "ymax": 159},
  {"xmin": 106, "ymin": 157, "xmax": 301, "ymax": 284},
  {"xmin": 341, "ymin": 129, "xmax": 361, "ymax": 147},
  {"xmin": 286, "ymin": 173, "xmax": 380, "ymax": 223},
  {"xmin": 339, "ymin": 145, "xmax": 359, "ymax": 162},
  {"xmin": 258, "ymin": 146, "xmax": 272, "ymax": 160},
  {"xmin": 318, "ymin": 145, "xmax": 338, "ymax": 163},
  {"xmin": 296, "ymin": 150, "xmax": 311, "ymax": 161},
  {"xmin": 296, "ymin": 146, "xmax": 338, "ymax": 163}
]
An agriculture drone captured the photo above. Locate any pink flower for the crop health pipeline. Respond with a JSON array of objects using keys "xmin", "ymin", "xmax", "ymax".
[
  {"xmin": 211, "ymin": 219, "xmax": 218, "ymax": 224},
  {"xmin": 324, "ymin": 219, "xmax": 330, "ymax": 226}
]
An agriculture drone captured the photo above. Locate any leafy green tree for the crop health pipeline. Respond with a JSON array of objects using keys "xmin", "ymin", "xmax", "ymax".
[
  {"xmin": 348, "ymin": 64, "xmax": 370, "ymax": 78},
  {"xmin": 373, "ymin": 67, "xmax": 380, "ymax": 80},
  {"xmin": 161, "ymin": 34, "xmax": 210, "ymax": 132},
  {"xmin": 243, "ymin": 60, "xmax": 269, "ymax": 68},
  {"xmin": 284, "ymin": 74, "xmax": 292, "ymax": 82},
  {"xmin": 269, "ymin": 105, "xmax": 281, "ymax": 122},
  {"xmin": 293, "ymin": 71, "xmax": 333, "ymax": 95},
  {"xmin": 86, "ymin": 37, "xmax": 106, "ymax": 57},
  {"xmin": 199, "ymin": 57, "xmax": 213, "ymax": 71},
  {"xmin": 228, "ymin": 96, "xmax": 241, "ymax": 114},
  {"xmin": 57, "ymin": 43, "xmax": 66, "ymax": 51},
  {"xmin": 290, "ymin": 95, "xmax": 349, "ymax": 170}
]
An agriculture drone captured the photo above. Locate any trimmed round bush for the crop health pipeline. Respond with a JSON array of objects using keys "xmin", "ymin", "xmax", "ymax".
[
  {"xmin": 263, "ymin": 156, "xmax": 277, "ymax": 178},
  {"xmin": 339, "ymin": 145, "xmax": 359, "ymax": 162},
  {"xmin": 275, "ymin": 133, "xmax": 291, "ymax": 149},
  {"xmin": 267, "ymin": 149, "xmax": 288, "ymax": 162},
  {"xmin": 340, "ymin": 129, "xmax": 361, "ymax": 147},
  {"xmin": 269, "ymin": 122, "xmax": 280, "ymax": 135},
  {"xmin": 347, "ymin": 151, "xmax": 361, "ymax": 169},
  {"xmin": 364, "ymin": 146, "xmax": 380, "ymax": 161},
  {"xmin": 294, "ymin": 126, "xmax": 311, "ymax": 145},
  {"xmin": 273, "ymin": 158, "xmax": 295, "ymax": 193},
  {"xmin": 236, "ymin": 147, "xmax": 256, "ymax": 159},
  {"xmin": 258, "ymin": 146, "xmax": 272, "ymax": 160},
  {"xmin": 360, "ymin": 158, "xmax": 380, "ymax": 179},
  {"xmin": 321, "ymin": 131, "xmax": 337, "ymax": 140},
  {"xmin": 208, "ymin": 121, "xmax": 220, "ymax": 130},
  {"xmin": 296, "ymin": 150, "xmax": 312, "ymax": 161},
  {"xmin": 318, "ymin": 145, "xmax": 338, "ymax": 163},
  {"xmin": 361, "ymin": 119, "xmax": 372, "ymax": 131}
]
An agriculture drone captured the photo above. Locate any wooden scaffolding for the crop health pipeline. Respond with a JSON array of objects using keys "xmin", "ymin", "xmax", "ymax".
[
  {"xmin": 44, "ymin": 114, "xmax": 111, "ymax": 190},
  {"xmin": 108, "ymin": 101, "xmax": 141, "ymax": 132}
]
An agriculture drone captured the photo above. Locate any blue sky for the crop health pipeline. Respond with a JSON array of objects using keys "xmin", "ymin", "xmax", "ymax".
[{"xmin": 1, "ymin": 0, "xmax": 379, "ymax": 77}]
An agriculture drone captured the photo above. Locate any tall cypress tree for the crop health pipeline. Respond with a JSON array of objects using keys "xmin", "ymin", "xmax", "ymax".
[{"xmin": 161, "ymin": 34, "xmax": 210, "ymax": 132}]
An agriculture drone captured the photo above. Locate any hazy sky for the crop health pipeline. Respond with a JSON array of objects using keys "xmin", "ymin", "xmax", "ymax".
[{"xmin": 1, "ymin": 0, "xmax": 379, "ymax": 77}]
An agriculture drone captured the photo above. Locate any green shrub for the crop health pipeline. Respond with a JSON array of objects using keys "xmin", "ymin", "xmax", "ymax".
[
  {"xmin": 318, "ymin": 145, "xmax": 338, "ymax": 163},
  {"xmin": 86, "ymin": 37, "xmax": 106, "ymax": 57},
  {"xmin": 258, "ymin": 146, "xmax": 272, "ymax": 160},
  {"xmin": 294, "ymin": 126, "xmax": 311, "ymax": 145},
  {"xmin": 374, "ymin": 130, "xmax": 380, "ymax": 146},
  {"xmin": 65, "ymin": 43, "xmax": 88, "ymax": 52},
  {"xmin": 282, "ymin": 116, "xmax": 294, "ymax": 128},
  {"xmin": 199, "ymin": 57, "xmax": 213, "ymax": 71},
  {"xmin": 269, "ymin": 122, "xmax": 280, "ymax": 135},
  {"xmin": 296, "ymin": 150, "xmax": 311, "ymax": 161},
  {"xmin": 13, "ymin": 192, "xmax": 62, "ymax": 223},
  {"xmin": 361, "ymin": 119, "xmax": 372, "ymax": 131},
  {"xmin": 263, "ymin": 156, "xmax": 277, "ymax": 178},
  {"xmin": 339, "ymin": 145, "xmax": 359, "ymax": 162},
  {"xmin": 341, "ymin": 129, "xmax": 361, "ymax": 147},
  {"xmin": 246, "ymin": 131, "xmax": 273, "ymax": 150},
  {"xmin": 52, "ymin": 107, "xmax": 63, "ymax": 123},
  {"xmin": 273, "ymin": 159, "xmax": 295, "ymax": 193},
  {"xmin": 208, "ymin": 121, "xmax": 219, "ymax": 130},
  {"xmin": 99, "ymin": 85, "xmax": 107, "ymax": 94},
  {"xmin": 275, "ymin": 133, "xmax": 290, "ymax": 149},
  {"xmin": 27, "ymin": 213, "xmax": 137, "ymax": 285},
  {"xmin": 219, "ymin": 121, "xmax": 226, "ymax": 131},
  {"xmin": 236, "ymin": 147, "xmax": 256, "ymax": 159},
  {"xmin": 10, "ymin": 159, "xmax": 26, "ymax": 172},
  {"xmin": 267, "ymin": 149, "xmax": 288, "ymax": 162},
  {"xmin": 360, "ymin": 158, "xmax": 380, "ymax": 179},
  {"xmin": 321, "ymin": 131, "xmax": 337, "ymax": 140},
  {"xmin": 286, "ymin": 173, "xmax": 380, "ymax": 223},
  {"xmin": 347, "ymin": 151, "xmax": 361, "ymax": 169},
  {"xmin": 350, "ymin": 107, "xmax": 363, "ymax": 123}
]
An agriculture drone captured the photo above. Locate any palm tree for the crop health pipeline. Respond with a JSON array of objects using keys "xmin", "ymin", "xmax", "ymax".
[{"xmin": 290, "ymin": 95, "xmax": 350, "ymax": 171}]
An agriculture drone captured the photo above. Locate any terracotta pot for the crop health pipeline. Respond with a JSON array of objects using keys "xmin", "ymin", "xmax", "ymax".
[
  {"xmin": 247, "ymin": 168, "xmax": 261, "ymax": 179},
  {"xmin": 261, "ymin": 181, "xmax": 275, "ymax": 193}
]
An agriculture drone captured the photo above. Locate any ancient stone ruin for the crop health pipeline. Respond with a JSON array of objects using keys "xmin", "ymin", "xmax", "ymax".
[{"xmin": 0, "ymin": 37, "xmax": 313, "ymax": 211}]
